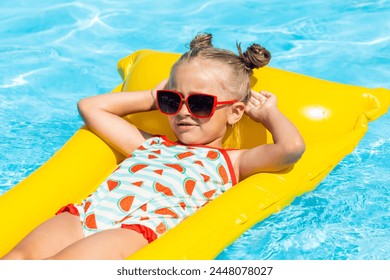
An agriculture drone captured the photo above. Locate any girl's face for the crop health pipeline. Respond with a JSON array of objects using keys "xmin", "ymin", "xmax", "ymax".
[{"xmin": 167, "ymin": 59, "xmax": 243, "ymax": 147}]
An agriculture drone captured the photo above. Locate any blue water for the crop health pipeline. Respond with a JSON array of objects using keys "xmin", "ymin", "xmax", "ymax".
[{"xmin": 1, "ymin": 0, "xmax": 389, "ymax": 260}]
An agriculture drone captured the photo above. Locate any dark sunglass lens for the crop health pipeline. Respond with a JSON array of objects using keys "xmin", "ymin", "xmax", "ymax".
[
  {"xmin": 188, "ymin": 95, "xmax": 214, "ymax": 117},
  {"xmin": 158, "ymin": 91, "xmax": 181, "ymax": 114}
]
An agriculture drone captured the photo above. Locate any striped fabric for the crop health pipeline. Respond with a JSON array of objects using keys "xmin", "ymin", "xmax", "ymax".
[{"xmin": 73, "ymin": 135, "xmax": 236, "ymax": 238}]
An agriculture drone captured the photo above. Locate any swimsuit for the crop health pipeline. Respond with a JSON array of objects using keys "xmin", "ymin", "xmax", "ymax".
[{"xmin": 57, "ymin": 135, "xmax": 236, "ymax": 243}]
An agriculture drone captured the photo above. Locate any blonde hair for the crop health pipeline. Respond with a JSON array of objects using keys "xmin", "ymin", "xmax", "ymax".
[
  {"xmin": 170, "ymin": 33, "xmax": 271, "ymax": 148},
  {"xmin": 170, "ymin": 32, "xmax": 271, "ymax": 103}
]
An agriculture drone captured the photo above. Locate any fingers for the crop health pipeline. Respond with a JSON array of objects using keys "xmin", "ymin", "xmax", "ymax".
[
  {"xmin": 252, "ymin": 90, "xmax": 273, "ymax": 99},
  {"xmin": 152, "ymin": 78, "xmax": 169, "ymax": 99},
  {"xmin": 154, "ymin": 78, "xmax": 169, "ymax": 90},
  {"xmin": 245, "ymin": 90, "xmax": 277, "ymax": 112},
  {"xmin": 245, "ymin": 90, "xmax": 278, "ymax": 122},
  {"xmin": 250, "ymin": 90, "xmax": 274, "ymax": 104}
]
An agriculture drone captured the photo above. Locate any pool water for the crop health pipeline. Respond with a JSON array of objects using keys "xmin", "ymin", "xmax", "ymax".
[{"xmin": 1, "ymin": 0, "xmax": 389, "ymax": 260}]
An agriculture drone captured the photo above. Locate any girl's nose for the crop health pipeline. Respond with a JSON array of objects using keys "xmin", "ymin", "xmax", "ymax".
[{"xmin": 177, "ymin": 101, "xmax": 191, "ymax": 116}]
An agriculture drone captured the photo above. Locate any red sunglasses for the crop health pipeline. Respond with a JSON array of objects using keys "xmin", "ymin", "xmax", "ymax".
[{"xmin": 156, "ymin": 90, "xmax": 237, "ymax": 118}]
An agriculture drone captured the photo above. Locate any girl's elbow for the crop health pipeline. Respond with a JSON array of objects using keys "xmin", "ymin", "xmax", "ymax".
[
  {"xmin": 285, "ymin": 140, "xmax": 306, "ymax": 165},
  {"xmin": 77, "ymin": 98, "xmax": 91, "ymax": 112},
  {"xmin": 77, "ymin": 97, "xmax": 97, "ymax": 117},
  {"xmin": 77, "ymin": 98, "xmax": 87, "ymax": 114},
  {"xmin": 268, "ymin": 141, "xmax": 306, "ymax": 173}
]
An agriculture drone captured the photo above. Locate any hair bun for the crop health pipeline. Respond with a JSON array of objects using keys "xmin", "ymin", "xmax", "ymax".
[
  {"xmin": 189, "ymin": 33, "xmax": 213, "ymax": 50},
  {"xmin": 237, "ymin": 43, "xmax": 271, "ymax": 69}
]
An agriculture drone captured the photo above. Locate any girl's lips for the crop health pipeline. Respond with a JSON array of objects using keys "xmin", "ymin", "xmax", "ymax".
[
  {"xmin": 174, "ymin": 116, "xmax": 200, "ymax": 129},
  {"xmin": 176, "ymin": 122, "xmax": 199, "ymax": 130},
  {"xmin": 176, "ymin": 120, "xmax": 198, "ymax": 126},
  {"xmin": 178, "ymin": 123, "xmax": 195, "ymax": 126}
]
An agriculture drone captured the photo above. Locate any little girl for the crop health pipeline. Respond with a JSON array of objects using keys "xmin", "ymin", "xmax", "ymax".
[{"xmin": 3, "ymin": 33, "xmax": 305, "ymax": 260}]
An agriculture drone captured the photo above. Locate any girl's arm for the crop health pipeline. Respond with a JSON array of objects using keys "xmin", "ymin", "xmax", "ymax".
[
  {"xmin": 234, "ymin": 90, "xmax": 306, "ymax": 180},
  {"xmin": 77, "ymin": 80, "xmax": 167, "ymax": 156}
]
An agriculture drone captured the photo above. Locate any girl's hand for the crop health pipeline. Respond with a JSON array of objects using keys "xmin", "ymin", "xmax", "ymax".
[
  {"xmin": 236, "ymin": 90, "xmax": 306, "ymax": 179},
  {"xmin": 245, "ymin": 90, "xmax": 278, "ymax": 123},
  {"xmin": 151, "ymin": 78, "xmax": 169, "ymax": 109},
  {"xmin": 154, "ymin": 78, "xmax": 169, "ymax": 90}
]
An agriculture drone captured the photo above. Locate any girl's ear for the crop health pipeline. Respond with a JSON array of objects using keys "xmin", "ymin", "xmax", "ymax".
[{"xmin": 227, "ymin": 102, "xmax": 245, "ymax": 126}]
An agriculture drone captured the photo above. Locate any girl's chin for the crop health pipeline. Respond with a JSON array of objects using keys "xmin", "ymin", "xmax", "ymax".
[
  {"xmin": 175, "ymin": 134, "xmax": 198, "ymax": 145},
  {"xmin": 175, "ymin": 133, "xmax": 222, "ymax": 148},
  {"xmin": 174, "ymin": 131, "xmax": 202, "ymax": 144}
]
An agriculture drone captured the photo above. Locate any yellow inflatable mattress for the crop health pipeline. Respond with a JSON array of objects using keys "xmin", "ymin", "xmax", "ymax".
[{"xmin": 0, "ymin": 50, "xmax": 389, "ymax": 259}]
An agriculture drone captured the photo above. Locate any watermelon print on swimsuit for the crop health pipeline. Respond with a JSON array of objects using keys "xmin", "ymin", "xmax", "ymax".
[{"xmin": 71, "ymin": 136, "xmax": 236, "ymax": 238}]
